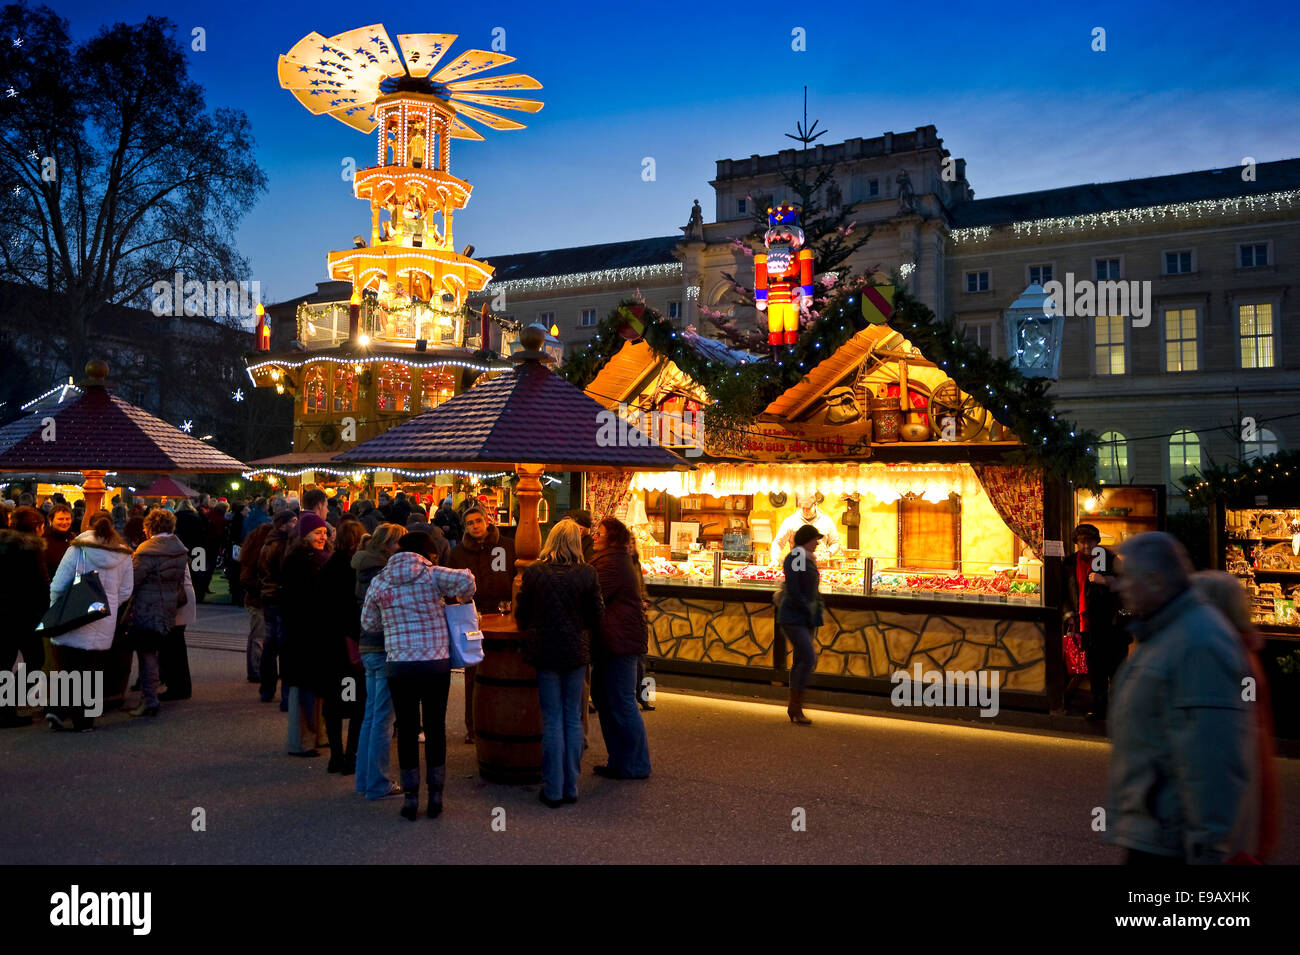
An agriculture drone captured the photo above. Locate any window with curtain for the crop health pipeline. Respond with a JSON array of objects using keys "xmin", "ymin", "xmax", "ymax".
[
  {"xmin": 1094, "ymin": 315, "xmax": 1126, "ymax": 375},
  {"xmin": 1168, "ymin": 430, "xmax": 1201, "ymax": 484},
  {"xmin": 1164, "ymin": 308, "xmax": 1197, "ymax": 372},
  {"xmin": 1096, "ymin": 431, "xmax": 1128, "ymax": 484},
  {"xmin": 1239, "ymin": 303, "xmax": 1275, "ymax": 368}
]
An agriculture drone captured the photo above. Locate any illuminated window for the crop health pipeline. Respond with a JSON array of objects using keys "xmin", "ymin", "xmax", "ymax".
[
  {"xmin": 1163, "ymin": 308, "xmax": 1198, "ymax": 372},
  {"xmin": 304, "ymin": 367, "xmax": 327, "ymax": 415},
  {"xmin": 1168, "ymin": 430, "xmax": 1201, "ymax": 484},
  {"xmin": 377, "ymin": 362, "xmax": 411, "ymax": 412},
  {"xmin": 333, "ymin": 365, "xmax": 357, "ymax": 413},
  {"xmin": 1243, "ymin": 427, "xmax": 1279, "ymax": 464},
  {"xmin": 1096, "ymin": 431, "xmax": 1128, "ymax": 484},
  {"xmin": 1239, "ymin": 303, "xmax": 1275, "ymax": 368},
  {"xmin": 1094, "ymin": 315, "xmax": 1126, "ymax": 375},
  {"xmin": 420, "ymin": 368, "xmax": 456, "ymax": 411}
]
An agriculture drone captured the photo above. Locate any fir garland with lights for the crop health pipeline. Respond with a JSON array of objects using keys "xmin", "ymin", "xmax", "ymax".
[
  {"xmin": 560, "ymin": 277, "xmax": 1099, "ymax": 486},
  {"xmin": 1184, "ymin": 450, "xmax": 1300, "ymax": 509}
]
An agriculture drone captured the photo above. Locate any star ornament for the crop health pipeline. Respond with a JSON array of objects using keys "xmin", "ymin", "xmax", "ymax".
[
  {"xmin": 231, "ymin": 388, "xmax": 245, "ymax": 402},
  {"xmin": 180, "ymin": 420, "xmax": 194, "ymax": 433}
]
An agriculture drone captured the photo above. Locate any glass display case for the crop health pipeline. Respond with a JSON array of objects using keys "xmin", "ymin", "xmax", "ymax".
[{"xmin": 1074, "ymin": 485, "xmax": 1164, "ymax": 545}]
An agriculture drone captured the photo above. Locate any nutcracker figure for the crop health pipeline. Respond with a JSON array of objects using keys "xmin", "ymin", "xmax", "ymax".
[{"xmin": 754, "ymin": 203, "xmax": 814, "ymax": 359}]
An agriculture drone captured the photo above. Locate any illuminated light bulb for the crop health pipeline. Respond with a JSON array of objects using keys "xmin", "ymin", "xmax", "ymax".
[
  {"xmin": 270, "ymin": 369, "xmax": 280, "ymax": 381},
  {"xmin": 275, "ymin": 383, "xmax": 285, "ymax": 394},
  {"xmin": 358, "ymin": 334, "xmax": 371, "ymax": 346}
]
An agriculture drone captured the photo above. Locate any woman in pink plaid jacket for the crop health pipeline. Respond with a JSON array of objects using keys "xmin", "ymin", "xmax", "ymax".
[{"xmin": 361, "ymin": 532, "xmax": 475, "ymax": 821}]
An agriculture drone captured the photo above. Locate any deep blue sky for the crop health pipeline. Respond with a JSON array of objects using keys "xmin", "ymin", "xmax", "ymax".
[{"xmin": 47, "ymin": 0, "xmax": 1300, "ymax": 304}]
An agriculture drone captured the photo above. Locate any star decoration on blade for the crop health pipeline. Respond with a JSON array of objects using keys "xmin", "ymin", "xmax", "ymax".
[
  {"xmin": 277, "ymin": 24, "xmax": 543, "ymax": 135},
  {"xmin": 180, "ymin": 420, "xmax": 193, "ymax": 433},
  {"xmin": 231, "ymin": 389, "xmax": 244, "ymax": 402}
]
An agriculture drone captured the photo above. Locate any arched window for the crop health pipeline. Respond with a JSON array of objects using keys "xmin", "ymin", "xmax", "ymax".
[
  {"xmin": 420, "ymin": 368, "xmax": 455, "ymax": 411},
  {"xmin": 304, "ymin": 366, "xmax": 327, "ymax": 415},
  {"xmin": 1168, "ymin": 430, "xmax": 1201, "ymax": 484},
  {"xmin": 1243, "ymin": 427, "xmax": 1279, "ymax": 463},
  {"xmin": 333, "ymin": 365, "xmax": 357, "ymax": 414},
  {"xmin": 1096, "ymin": 431, "xmax": 1128, "ymax": 484},
  {"xmin": 377, "ymin": 362, "xmax": 411, "ymax": 412}
]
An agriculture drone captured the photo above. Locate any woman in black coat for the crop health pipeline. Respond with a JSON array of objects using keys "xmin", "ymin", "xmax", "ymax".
[
  {"xmin": 279, "ymin": 513, "xmax": 334, "ymax": 756},
  {"xmin": 0, "ymin": 506, "xmax": 49, "ymax": 727},
  {"xmin": 319, "ymin": 519, "xmax": 367, "ymax": 774},
  {"xmin": 516, "ymin": 519, "xmax": 604, "ymax": 807},
  {"xmin": 588, "ymin": 518, "xmax": 652, "ymax": 780}
]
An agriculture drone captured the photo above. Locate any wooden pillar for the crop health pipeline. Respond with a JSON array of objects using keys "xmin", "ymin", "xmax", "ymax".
[
  {"xmin": 512, "ymin": 462, "xmax": 545, "ymax": 603},
  {"xmin": 81, "ymin": 469, "xmax": 108, "ymax": 516},
  {"xmin": 1042, "ymin": 473, "xmax": 1066, "ymax": 714}
]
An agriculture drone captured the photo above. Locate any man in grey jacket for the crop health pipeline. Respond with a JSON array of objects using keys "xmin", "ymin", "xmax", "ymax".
[{"xmin": 1106, "ymin": 533, "xmax": 1257, "ymax": 865}]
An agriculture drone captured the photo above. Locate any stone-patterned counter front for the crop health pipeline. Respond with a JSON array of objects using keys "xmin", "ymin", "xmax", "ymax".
[{"xmin": 645, "ymin": 585, "xmax": 1046, "ymax": 694}]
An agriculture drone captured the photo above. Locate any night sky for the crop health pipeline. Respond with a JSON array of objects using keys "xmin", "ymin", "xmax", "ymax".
[{"xmin": 46, "ymin": 0, "xmax": 1300, "ymax": 306}]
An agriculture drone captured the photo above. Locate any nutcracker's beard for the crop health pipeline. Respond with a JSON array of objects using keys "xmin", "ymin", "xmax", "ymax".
[{"xmin": 766, "ymin": 244, "xmax": 793, "ymax": 274}]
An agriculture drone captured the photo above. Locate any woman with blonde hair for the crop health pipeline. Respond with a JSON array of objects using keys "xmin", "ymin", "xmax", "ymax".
[
  {"xmin": 516, "ymin": 519, "xmax": 604, "ymax": 807},
  {"xmin": 352, "ymin": 522, "xmax": 408, "ymax": 798},
  {"xmin": 1191, "ymin": 570, "xmax": 1279, "ymax": 863}
]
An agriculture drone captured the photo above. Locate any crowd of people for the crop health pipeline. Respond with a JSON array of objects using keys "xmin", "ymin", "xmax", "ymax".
[{"xmin": 2, "ymin": 486, "xmax": 1282, "ymax": 858}]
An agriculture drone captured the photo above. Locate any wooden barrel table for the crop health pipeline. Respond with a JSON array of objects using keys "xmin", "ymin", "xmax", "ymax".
[{"xmin": 473, "ymin": 614, "xmax": 542, "ymax": 784}]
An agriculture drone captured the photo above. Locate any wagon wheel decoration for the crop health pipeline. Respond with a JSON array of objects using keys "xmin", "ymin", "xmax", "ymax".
[{"xmin": 928, "ymin": 380, "xmax": 989, "ymax": 441}]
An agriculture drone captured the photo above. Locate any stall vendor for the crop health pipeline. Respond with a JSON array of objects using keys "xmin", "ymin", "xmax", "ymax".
[{"xmin": 771, "ymin": 492, "xmax": 840, "ymax": 563}]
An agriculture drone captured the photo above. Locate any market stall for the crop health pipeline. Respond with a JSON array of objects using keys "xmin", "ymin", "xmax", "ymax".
[{"xmin": 581, "ymin": 315, "xmax": 1074, "ymax": 712}]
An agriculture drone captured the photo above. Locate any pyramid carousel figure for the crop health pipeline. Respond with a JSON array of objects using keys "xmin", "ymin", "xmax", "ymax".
[{"xmin": 754, "ymin": 203, "xmax": 814, "ymax": 360}]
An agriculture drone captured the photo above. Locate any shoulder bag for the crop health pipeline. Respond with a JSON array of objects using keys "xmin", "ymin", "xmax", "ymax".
[{"xmin": 37, "ymin": 547, "xmax": 111, "ymax": 638}]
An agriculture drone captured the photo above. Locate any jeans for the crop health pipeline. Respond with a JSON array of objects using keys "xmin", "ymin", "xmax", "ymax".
[
  {"xmin": 246, "ymin": 606, "xmax": 265, "ymax": 682},
  {"xmin": 286, "ymin": 686, "xmax": 318, "ymax": 754},
  {"xmin": 537, "ymin": 665, "xmax": 586, "ymax": 800},
  {"xmin": 388, "ymin": 670, "xmax": 450, "ymax": 772},
  {"xmin": 260, "ymin": 603, "xmax": 283, "ymax": 701},
  {"xmin": 591, "ymin": 654, "xmax": 651, "ymax": 777},
  {"xmin": 137, "ymin": 650, "xmax": 160, "ymax": 708},
  {"xmin": 356, "ymin": 651, "xmax": 396, "ymax": 798},
  {"xmin": 785, "ymin": 624, "xmax": 817, "ymax": 692}
]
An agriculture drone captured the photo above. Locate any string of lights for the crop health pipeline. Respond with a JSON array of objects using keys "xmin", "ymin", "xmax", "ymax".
[
  {"xmin": 19, "ymin": 382, "xmax": 81, "ymax": 411},
  {"xmin": 245, "ymin": 356, "xmax": 503, "ymax": 383},
  {"xmin": 951, "ymin": 190, "xmax": 1300, "ymax": 244},
  {"xmin": 484, "ymin": 262, "xmax": 682, "ymax": 295}
]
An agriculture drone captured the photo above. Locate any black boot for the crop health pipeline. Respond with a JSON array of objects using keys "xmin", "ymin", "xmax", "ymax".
[
  {"xmin": 426, "ymin": 765, "xmax": 446, "ymax": 818},
  {"xmin": 399, "ymin": 768, "xmax": 420, "ymax": 822}
]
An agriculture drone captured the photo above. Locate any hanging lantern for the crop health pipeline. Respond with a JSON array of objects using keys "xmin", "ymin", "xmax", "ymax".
[{"xmin": 1004, "ymin": 284, "xmax": 1064, "ymax": 379}]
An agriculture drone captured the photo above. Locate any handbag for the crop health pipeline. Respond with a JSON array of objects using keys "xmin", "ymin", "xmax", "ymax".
[
  {"xmin": 37, "ymin": 548, "xmax": 112, "ymax": 638},
  {"xmin": 444, "ymin": 599, "xmax": 483, "ymax": 668},
  {"xmin": 1063, "ymin": 628, "xmax": 1088, "ymax": 675}
]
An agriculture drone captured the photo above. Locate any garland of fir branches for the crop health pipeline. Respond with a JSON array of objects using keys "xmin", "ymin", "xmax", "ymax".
[
  {"xmin": 1184, "ymin": 449, "xmax": 1300, "ymax": 509},
  {"xmin": 559, "ymin": 278, "xmax": 1099, "ymax": 487}
]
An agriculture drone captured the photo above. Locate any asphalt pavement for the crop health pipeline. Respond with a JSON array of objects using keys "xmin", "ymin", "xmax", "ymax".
[{"xmin": 2, "ymin": 604, "xmax": 1297, "ymax": 865}]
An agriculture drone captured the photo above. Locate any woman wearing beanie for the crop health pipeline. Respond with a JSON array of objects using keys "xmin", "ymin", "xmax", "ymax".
[
  {"xmin": 361, "ymin": 531, "xmax": 475, "ymax": 820},
  {"xmin": 777, "ymin": 524, "xmax": 824, "ymax": 725},
  {"xmin": 279, "ymin": 512, "xmax": 333, "ymax": 756}
]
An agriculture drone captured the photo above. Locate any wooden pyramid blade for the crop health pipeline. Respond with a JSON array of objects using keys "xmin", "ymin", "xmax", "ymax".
[
  {"xmin": 449, "ymin": 100, "xmax": 526, "ymax": 131},
  {"xmin": 430, "ymin": 50, "xmax": 516, "ymax": 84},
  {"xmin": 448, "ymin": 117, "xmax": 486, "ymax": 141},
  {"xmin": 444, "ymin": 73, "xmax": 542, "ymax": 93},
  {"xmin": 278, "ymin": 55, "xmax": 369, "ymax": 97},
  {"xmin": 284, "ymin": 31, "xmax": 329, "ymax": 64},
  {"xmin": 326, "ymin": 101, "xmax": 378, "ymax": 134},
  {"xmin": 396, "ymin": 33, "xmax": 458, "ymax": 78},
  {"xmin": 324, "ymin": 24, "xmax": 405, "ymax": 79},
  {"xmin": 446, "ymin": 91, "xmax": 545, "ymax": 113}
]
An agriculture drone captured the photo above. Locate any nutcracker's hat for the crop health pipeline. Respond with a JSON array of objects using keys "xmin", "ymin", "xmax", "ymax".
[{"xmin": 767, "ymin": 203, "xmax": 802, "ymax": 228}]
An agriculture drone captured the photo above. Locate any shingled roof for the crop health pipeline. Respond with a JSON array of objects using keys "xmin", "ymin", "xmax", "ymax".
[
  {"xmin": 950, "ymin": 158, "xmax": 1300, "ymax": 228},
  {"xmin": 478, "ymin": 236, "xmax": 682, "ymax": 283},
  {"xmin": 0, "ymin": 379, "xmax": 246, "ymax": 473},
  {"xmin": 336, "ymin": 359, "xmax": 689, "ymax": 471}
]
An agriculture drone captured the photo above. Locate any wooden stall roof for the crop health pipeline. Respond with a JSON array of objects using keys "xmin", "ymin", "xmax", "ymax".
[{"xmin": 761, "ymin": 325, "xmax": 898, "ymax": 420}]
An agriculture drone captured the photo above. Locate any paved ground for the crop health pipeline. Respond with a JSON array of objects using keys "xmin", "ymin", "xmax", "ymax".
[{"xmin": 3, "ymin": 604, "xmax": 1297, "ymax": 865}]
